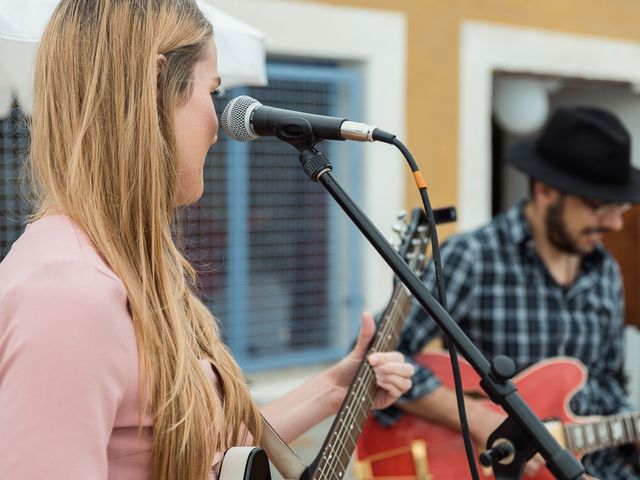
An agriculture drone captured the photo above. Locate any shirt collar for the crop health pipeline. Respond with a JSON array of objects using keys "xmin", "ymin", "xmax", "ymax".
[{"xmin": 504, "ymin": 199, "xmax": 532, "ymax": 247}]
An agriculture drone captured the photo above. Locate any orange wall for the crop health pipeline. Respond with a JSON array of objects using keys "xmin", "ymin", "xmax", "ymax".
[{"xmin": 304, "ymin": 0, "xmax": 640, "ymax": 235}]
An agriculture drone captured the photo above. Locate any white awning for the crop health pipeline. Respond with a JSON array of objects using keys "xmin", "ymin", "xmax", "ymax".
[{"xmin": 0, "ymin": 0, "xmax": 267, "ymax": 117}]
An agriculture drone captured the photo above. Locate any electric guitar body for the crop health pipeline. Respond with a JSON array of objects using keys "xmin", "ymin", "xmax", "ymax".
[{"xmin": 356, "ymin": 352, "xmax": 640, "ymax": 479}]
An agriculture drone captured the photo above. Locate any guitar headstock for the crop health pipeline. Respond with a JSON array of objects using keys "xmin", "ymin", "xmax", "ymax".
[{"xmin": 391, "ymin": 208, "xmax": 431, "ymax": 277}]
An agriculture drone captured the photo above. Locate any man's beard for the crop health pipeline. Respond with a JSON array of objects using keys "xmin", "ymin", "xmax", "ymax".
[{"xmin": 545, "ymin": 196, "xmax": 607, "ymax": 255}]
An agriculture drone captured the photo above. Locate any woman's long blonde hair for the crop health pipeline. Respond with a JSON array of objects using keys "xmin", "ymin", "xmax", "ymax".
[{"xmin": 28, "ymin": 1, "xmax": 261, "ymax": 478}]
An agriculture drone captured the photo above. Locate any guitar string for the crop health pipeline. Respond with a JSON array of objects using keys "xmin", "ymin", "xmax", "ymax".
[
  {"xmin": 598, "ymin": 411, "xmax": 639, "ymax": 445},
  {"xmin": 567, "ymin": 412, "xmax": 640, "ymax": 452},
  {"xmin": 316, "ymin": 288, "xmax": 413, "ymax": 479},
  {"xmin": 317, "ymin": 249, "xmax": 423, "ymax": 479},
  {"xmin": 323, "ymin": 291, "xmax": 412, "ymax": 479},
  {"xmin": 316, "ymin": 293, "xmax": 409, "ymax": 480},
  {"xmin": 315, "ymin": 236, "xmax": 427, "ymax": 479},
  {"xmin": 313, "ymin": 293, "xmax": 407, "ymax": 479}
]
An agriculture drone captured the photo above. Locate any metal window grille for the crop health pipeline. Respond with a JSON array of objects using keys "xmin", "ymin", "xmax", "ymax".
[
  {"xmin": 0, "ymin": 62, "xmax": 364, "ymax": 372},
  {"xmin": 0, "ymin": 102, "xmax": 29, "ymax": 260}
]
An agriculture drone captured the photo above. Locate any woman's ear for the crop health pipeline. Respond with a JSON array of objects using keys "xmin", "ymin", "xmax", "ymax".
[
  {"xmin": 156, "ymin": 54, "xmax": 167, "ymax": 93},
  {"xmin": 156, "ymin": 54, "xmax": 167, "ymax": 76}
]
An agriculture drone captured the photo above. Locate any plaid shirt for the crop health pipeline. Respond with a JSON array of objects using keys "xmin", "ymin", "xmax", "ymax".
[{"xmin": 376, "ymin": 201, "xmax": 638, "ymax": 478}]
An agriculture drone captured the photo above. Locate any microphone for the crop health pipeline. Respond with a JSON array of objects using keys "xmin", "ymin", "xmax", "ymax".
[{"xmin": 220, "ymin": 95, "xmax": 394, "ymax": 144}]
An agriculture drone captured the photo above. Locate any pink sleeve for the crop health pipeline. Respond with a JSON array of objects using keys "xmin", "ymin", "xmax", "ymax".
[{"xmin": 0, "ymin": 261, "xmax": 136, "ymax": 479}]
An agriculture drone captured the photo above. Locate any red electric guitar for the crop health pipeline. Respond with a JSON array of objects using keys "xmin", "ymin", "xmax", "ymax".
[{"xmin": 355, "ymin": 352, "xmax": 640, "ymax": 479}]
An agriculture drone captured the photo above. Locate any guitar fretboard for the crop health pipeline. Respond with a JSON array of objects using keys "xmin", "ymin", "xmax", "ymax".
[
  {"xmin": 564, "ymin": 412, "xmax": 640, "ymax": 454},
  {"xmin": 308, "ymin": 284, "xmax": 414, "ymax": 480}
]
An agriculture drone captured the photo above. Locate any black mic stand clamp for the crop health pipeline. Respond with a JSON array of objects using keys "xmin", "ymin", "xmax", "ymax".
[
  {"xmin": 274, "ymin": 118, "xmax": 332, "ymax": 181},
  {"xmin": 298, "ymin": 147, "xmax": 332, "ymax": 182},
  {"xmin": 478, "ymin": 356, "xmax": 538, "ymax": 479}
]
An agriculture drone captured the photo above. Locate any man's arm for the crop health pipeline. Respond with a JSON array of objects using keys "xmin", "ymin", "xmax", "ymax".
[
  {"xmin": 592, "ymin": 257, "xmax": 635, "ymax": 413},
  {"xmin": 398, "ymin": 385, "xmax": 505, "ymax": 446}
]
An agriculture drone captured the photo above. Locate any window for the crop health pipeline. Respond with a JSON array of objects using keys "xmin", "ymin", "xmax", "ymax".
[{"xmin": 185, "ymin": 62, "xmax": 364, "ymax": 370}]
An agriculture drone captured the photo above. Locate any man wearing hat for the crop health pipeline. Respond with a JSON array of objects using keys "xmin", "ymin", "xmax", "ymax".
[{"xmin": 376, "ymin": 106, "xmax": 640, "ymax": 478}]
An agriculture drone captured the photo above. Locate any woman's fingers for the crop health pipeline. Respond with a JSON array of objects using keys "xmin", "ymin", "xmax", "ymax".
[
  {"xmin": 368, "ymin": 352, "xmax": 414, "ymax": 408},
  {"xmin": 350, "ymin": 312, "xmax": 376, "ymax": 359}
]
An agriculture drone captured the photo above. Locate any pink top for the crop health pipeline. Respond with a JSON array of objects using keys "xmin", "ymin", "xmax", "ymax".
[{"xmin": 0, "ymin": 215, "xmax": 218, "ymax": 479}]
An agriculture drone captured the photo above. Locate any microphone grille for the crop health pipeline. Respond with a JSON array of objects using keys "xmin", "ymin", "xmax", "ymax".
[{"xmin": 220, "ymin": 95, "xmax": 261, "ymax": 142}]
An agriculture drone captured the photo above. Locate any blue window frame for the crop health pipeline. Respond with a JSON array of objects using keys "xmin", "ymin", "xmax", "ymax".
[{"xmin": 185, "ymin": 61, "xmax": 365, "ymax": 370}]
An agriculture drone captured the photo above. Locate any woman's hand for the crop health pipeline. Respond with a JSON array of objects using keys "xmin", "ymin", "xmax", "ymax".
[{"xmin": 327, "ymin": 312, "xmax": 414, "ymax": 412}]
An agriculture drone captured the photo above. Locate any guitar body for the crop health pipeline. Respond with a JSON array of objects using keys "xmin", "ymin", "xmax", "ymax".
[
  {"xmin": 356, "ymin": 353, "xmax": 589, "ymax": 479},
  {"xmin": 219, "ymin": 447, "xmax": 272, "ymax": 480}
]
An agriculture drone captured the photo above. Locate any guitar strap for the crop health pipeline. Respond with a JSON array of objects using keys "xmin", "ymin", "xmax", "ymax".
[{"xmin": 260, "ymin": 415, "xmax": 307, "ymax": 480}]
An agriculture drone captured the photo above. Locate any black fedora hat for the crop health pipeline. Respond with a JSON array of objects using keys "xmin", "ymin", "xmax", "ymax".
[{"xmin": 505, "ymin": 106, "xmax": 640, "ymax": 203}]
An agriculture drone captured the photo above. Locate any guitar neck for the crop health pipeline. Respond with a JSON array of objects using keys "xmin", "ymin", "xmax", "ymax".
[
  {"xmin": 563, "ymin": 411, "xmax": 640, "ymax": 454},
  {"xmin": 305, "ymin": 284, "xmax": 412, "ymax": 480}
]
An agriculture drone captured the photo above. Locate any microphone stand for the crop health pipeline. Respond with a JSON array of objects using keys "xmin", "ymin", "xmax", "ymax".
[{"xmin": 293, "ymin": 140, "xmax": 584, "ymax": 480}]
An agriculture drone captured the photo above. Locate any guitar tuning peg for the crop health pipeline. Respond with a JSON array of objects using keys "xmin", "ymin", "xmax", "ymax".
[
  {"xmin": 392, "ymin": 223, "xmax": 403, "ymax": 234},
  {"xmin": 396, "ymin": 209, "xmax": 407, "ymax": 220}
]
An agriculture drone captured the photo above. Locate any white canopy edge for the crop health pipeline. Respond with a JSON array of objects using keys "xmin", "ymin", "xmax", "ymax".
[{"xmin": 0, "ymin": 0, "xmax": 267, "ymax": 118}]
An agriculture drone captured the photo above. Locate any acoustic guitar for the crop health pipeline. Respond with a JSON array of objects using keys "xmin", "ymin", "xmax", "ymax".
[{"xmin": 220, "ymin": 208, "xmax": 434, "ymax": 480}]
